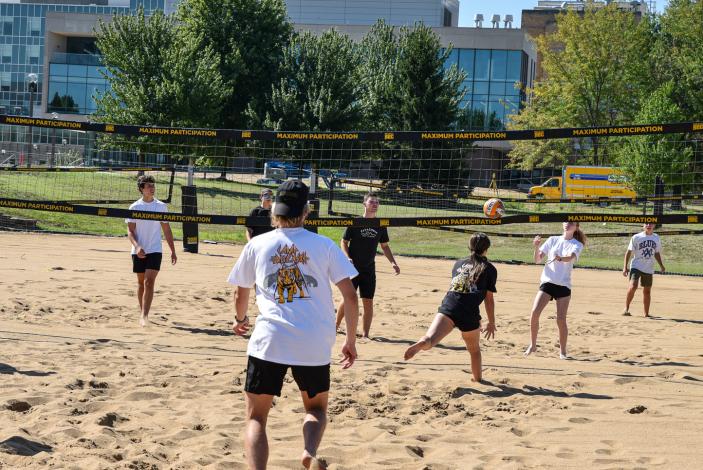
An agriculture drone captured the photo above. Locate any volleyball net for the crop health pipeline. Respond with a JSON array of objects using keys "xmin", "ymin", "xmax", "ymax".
[{"xmin": 0, "ymin": 115, "xmax": 702, "ymax": 240}]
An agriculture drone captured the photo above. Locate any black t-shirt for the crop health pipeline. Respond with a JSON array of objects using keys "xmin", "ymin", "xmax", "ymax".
[
  {"xmin": 438, "ymin": 257, "xmax": 497, "ymax": 315},
  {"xmin": 343, "ymin": 226, "xmax": 390, "ymax": 270},
  {"xmin": 247, "ymin": 206, "xmax": 274, "ymax": 238}
]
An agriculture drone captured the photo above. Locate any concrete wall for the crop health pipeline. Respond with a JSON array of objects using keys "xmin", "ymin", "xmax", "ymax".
[
  {"xmin": 41, "ymin": 11, "xmax": 113, "ymax": 121},
  {"xmin": 284, "ymin": 0, "xmax": 457, "ymax": 27}
]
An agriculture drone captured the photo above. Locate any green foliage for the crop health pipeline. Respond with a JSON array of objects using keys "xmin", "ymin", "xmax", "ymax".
[
  {"xmin": 509, "ymin": 4, "xmax": 655, "ymax": 169},
  {"xmin": 358, "ymin": 20, "xmax": 399, "ymax": 130},
  {"xmin": 95, "ymin": 7, "xmax": 225, "ymax": 129},
  {"xmin": 615, "ymin": 81, "xmax": 694, "ymax": 195},
  {"xmin": 178, "ymin": 0, "xmax": 293, "ymax": 129},
  {"xmin": 393, "ymin": 23, "xmax": 465, "ymax": 131},
  {"xmin": 264, "ymin": 30, "xmax": 363, "ymax": 132},
  {"xmin": 658, "ymin": 0, "xmax": 703, "ymax": 120}
]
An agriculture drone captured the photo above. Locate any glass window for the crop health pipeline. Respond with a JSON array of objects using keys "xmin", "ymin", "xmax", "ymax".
[
  {"xmin": 0, "ymin": 71, "xmax": 10, "ymax": 91},
  {"xmin": 68, "ymin": 64, "xmax": 87, "ymax": 78},
  {"xmin": 488, "ymin": 100, "xmax": 505, "ymax": 128},
  {"xmin": 88, "ymin": 66, "xmax": 105, "ymax": 79},
  {"xmin": 28, "ymin": 45, "xmax": 40, "ymax": 65},
  {"xmin": 1, "ymin": 44, "xmax": 11, "ymax": 63},
  {"xmin": 458, "ymin": 49, "xmax": 474, "ymax": 80},
  {"xmin": 50, "ymin": 63, "xmax": 68, "ymax": 77},
  {"xmin": 506, "ymin": 50, "xmax": 521, "ymax": 82},
  {"xmin": 474, "ymin": 50, "xmax": 490, "ymax": 81},
  {"xmin": 490, "ymin": 50, "xmax": 507, "ymax": 81},
  {"xmin": 461, "ymin": 80, "xmax": 473, "ymax": 95},
  {"xmin": 474, "ymin": 81, "xmax": 489, "ymax": 95},
  {"xmin": 29, "ymin": 17, "xmax": 41, "ymax": 36},
  {"xmin": 65, "ymin": 82, "xmax": 87, "ymax": 112},
  {"xmin": 443, "ymin": 47, "xmax": 458, "ymax": 70}
]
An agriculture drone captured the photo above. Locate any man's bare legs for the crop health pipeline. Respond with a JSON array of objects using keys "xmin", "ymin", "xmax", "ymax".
[
  {"xmin": 335, "ymin": 301, "xmax": 345, "ymax": 332},
  {"xmin": 360, "ymin": 298, "xmax": 374, "ymax": 338},
  {"xmin": 139, "ymin": 269, "xmax": 159, "ymax": 326},
  {"xmin": 300, "ymin": 391, "xmax": 329, "ymax": 469},
  {"xmin": 244, "ymin": 392, "xmax": 274, "ymax": 470},
  {"xmin": 461, "ymin": 327, "xmax": 483, "ymax": 382},
  {"xmin": 404, "ymin": 314, "xmax": 455, "ymax": 360},
  {"xmin": 642, "ymin": 286, "xmax": 651, "ymax": 317},
  {"xmin": 137, "ymin": 273, "xmax": 145, "ymax": 312},
  {"xmin": 336, "ymin": 298, "xmax": 374, "ymax": 338},
  {"xmin": 555, "ymin": 296, "xmax": 571, "ymax": 359},
  {"xmin": 524, "ymin": 291, "xmax": 551, "ymax": 356},
  {"xmin": 624, "ymin": 281, "xmax": 638, "ymax": 316}
]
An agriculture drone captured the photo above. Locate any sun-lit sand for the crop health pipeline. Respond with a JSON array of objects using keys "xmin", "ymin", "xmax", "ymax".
[{"xmin": 1, "ymin": 232, "xmax": 702, "ymax": 469}]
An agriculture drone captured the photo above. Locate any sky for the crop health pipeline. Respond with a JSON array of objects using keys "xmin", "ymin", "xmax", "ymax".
[{"xmin": 458, "ymin": 0, "xmax": 668, "ymax": 28}]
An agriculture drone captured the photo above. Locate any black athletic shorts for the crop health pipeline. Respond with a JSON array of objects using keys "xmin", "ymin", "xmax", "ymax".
[
  {"xmin": 244, "ymin": 355, "xmax": 330, "ymax": 399},
  {"xmin": 352, "ymin": 268, "xmax": 376, "ymax": 299},
  {"xmin": 132, "ymin": 252, "xmax": 163, "ymax": 273},
  {"xmin": 437, "ymin": 307, "xmax": 482, "ymax": 332},
  {"xmin": 539, "ymin": 282, "xmax": 571, "ymax": 300}
]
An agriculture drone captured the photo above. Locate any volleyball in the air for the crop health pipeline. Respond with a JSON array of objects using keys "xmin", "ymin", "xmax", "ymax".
[{"xmin": 483, "ymin": 198, "xmax": 505, "ymax": 219}]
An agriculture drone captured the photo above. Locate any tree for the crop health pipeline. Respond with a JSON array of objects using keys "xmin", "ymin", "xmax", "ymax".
[
  {"xmin": 615, "ymin": 81, "xmax": 695, "ymax": 196},
  {"xmin": 178, "ymin": 0, "xmax": 293, "ymax": 129},
  {"xmin": 264, "ymin": 30, "xmax": 363, "ymax": 132},
  {"xmin": 508, "ymin": 4, "xmax": 655, "ymax": 169},
  {"xmin": 358, "ymin": 20, "xmax": 400, "ymax": 130},
  {"xmin": 393, "ymin": 23, "xmax": 465, "ymax": 131},
  {"xmin": 95, "ymin": 7, "xmax": 226, "ymax": 163},
  {"xmin": 658, "ymin": 0, "xmax": 703, "ymax": 120}
]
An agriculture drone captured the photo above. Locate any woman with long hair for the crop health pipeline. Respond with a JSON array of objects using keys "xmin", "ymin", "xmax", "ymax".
[
  {"xmin": 524, "ymin": 222, "xmax": 586, "ymax": 359},
  {"xmin": 404, "ymin": 233, "xmax": 497, "ymax": 382}
]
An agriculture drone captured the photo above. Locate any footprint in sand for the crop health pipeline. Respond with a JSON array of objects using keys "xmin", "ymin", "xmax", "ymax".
[{"xmin": 568, "ymin": 417, "xmax": 592, "ymax": 424}]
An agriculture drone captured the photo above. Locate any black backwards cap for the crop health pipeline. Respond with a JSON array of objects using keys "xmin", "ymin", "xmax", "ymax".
[{"xmin": 273, "ymin": 180, "xmax": 309, "ymax": 217}]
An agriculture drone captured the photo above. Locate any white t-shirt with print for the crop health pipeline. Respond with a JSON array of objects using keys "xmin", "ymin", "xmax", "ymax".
[
  {"xmin": 628, "ymin": 232, "xmax": 661, "ymax": 274},
  {"xmin": 227, "ymin": 227, "xmax": 358, "ymax": 366},
  {"xmin": 539, "ymin": 235, "xmax": 584, "ymax": 288},
  {"xmin": 125, "ymin": 198, "xmax": 169, "ymax": 254}
]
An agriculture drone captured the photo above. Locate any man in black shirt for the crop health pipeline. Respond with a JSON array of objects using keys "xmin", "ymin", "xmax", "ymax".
[
  {"xmin": 336, "ymin": 192, "xmax": 400, "ymax": 338},
  {"xmin": 246, "ymin": 188, "xmax": 275, "ymax": 241}
]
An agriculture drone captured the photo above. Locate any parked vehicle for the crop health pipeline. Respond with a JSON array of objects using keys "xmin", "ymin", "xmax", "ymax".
[{"xmin": 528, "ymin": 166, "xmax": 636, "ymax": 200}]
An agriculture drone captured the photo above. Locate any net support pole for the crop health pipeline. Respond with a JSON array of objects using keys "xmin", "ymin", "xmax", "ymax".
[
  {"xmin": 654, "ymin": 175, "xmax": 664, "ymax": 228},
  {"xmin": 182, "ymin": 160, "xmax": 199, "ymax": 253}
]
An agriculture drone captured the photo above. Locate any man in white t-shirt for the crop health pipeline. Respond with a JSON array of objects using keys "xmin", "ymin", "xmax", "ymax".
[
  {"xmin": 228, "ymin": 180, "xmax": 359, "ymax": 470},
  {"xmin": 623, "ymin": 223, "xmax": 665, "ymax": 317},
  {"xmin": 126, "ymin": 175, "xmax": 177, "ymax": 327}
]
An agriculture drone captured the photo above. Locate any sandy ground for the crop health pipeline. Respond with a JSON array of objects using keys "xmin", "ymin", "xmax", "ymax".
[{"xmin": 1, "ymin": 232, "xmax": 702, "ymax": 470}]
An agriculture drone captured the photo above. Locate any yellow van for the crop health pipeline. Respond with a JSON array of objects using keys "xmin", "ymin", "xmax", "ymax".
[{"xmin": 528, "ymin": 166, "xmax": 636, "ymax": 200}]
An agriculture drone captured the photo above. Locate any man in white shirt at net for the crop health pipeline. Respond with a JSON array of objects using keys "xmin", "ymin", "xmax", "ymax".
[
  {"xmin": 623, "ymin": 223, "xmax": 666, "ymax": 317},
  {"xmin": 126, "ymin": 175, "xmax": 177, "ymax": 327},
  {"xmin": 228, "ymin": 180, "xmax": 360, "ymax": 469}
]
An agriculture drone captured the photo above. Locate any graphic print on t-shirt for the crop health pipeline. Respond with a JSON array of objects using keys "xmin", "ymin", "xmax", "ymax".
[
  {"xmin": 638, "ymin": 239, "xmax": 656, "ymax": 260},
  {"xmin": 264, "ymin": 244, "xmax": 318, "ymax": 303},
  {"xmin": 449, "ymin": 262, "xmax": 479, "ymax": 294}
]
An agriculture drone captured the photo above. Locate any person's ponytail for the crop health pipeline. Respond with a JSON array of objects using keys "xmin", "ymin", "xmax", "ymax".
[
  {"xmin": 467, "ymin": 233, "xmax": 491, "ymax": 285},
  {"xmin": 573, "ymin": 224, "xmax": 587, "ymax": 245}
]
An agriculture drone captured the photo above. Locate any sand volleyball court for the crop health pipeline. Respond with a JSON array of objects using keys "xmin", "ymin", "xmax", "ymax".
[{"xmin": 1, "ymin": 232, "xmax": 702, "ymax": 469}]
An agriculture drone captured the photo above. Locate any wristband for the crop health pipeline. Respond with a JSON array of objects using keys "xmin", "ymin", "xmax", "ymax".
[{"xmin": 235, "ymin": 315, "xmax": 249, "ymax": 325}]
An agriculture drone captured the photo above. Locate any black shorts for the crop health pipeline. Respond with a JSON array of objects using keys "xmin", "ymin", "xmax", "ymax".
[
  {"xmin": 437, "ymin": 308, "xmax": 481, "ymax": 332},
  {"xmin": 539, "ymin": 282, "xmax": 571, "ymax": 300},
  {"xmin": 352, "ymin": 268, "xmax": 376, "ymax": 299},
  {"xmin": 132, "ymin": 252, "xmax": 162, "ymax": 273},
  {"xmin": 244, "ymin": 355, "xmax": 330, "ymax": 399}
]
